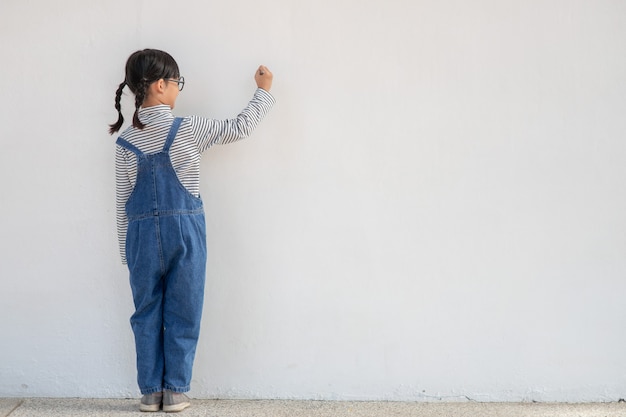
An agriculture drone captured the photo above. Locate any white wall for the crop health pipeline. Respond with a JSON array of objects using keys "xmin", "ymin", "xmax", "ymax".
[{"xmin": 1, "ymin": 0, "xmax": 625, "ymax": 402}]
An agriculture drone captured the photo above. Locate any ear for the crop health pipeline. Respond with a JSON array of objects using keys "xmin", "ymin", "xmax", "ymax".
[{"xmin": 149, "ymin": 79, "xmax": 166, "ymax": 95}]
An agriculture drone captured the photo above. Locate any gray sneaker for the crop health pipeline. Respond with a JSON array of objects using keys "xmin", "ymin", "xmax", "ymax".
[
  {"xmin": 139, "ymin": 392, "xmax": 162, "ymax": 412},
  {"xmin": 163, "ymin": 390, "xmax": 191, "ymax": 413}
]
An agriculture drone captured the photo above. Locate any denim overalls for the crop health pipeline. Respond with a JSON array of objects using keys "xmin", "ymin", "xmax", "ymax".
[{"xmin": 117, "ymin": 118, "xmax": 207, "ymax": 395}]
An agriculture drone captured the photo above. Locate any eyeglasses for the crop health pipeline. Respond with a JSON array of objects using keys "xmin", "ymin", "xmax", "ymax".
[{"xmin": 167, "ymin": 76, "xmax": 185, "ymax": 91}]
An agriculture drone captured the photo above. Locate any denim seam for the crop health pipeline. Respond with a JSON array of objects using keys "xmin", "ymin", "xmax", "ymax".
[
  {"xmin": 163, "ymin": 384, "xmax": 190, "ymax": 393},
  {"xmin": 141, "ymin": 385, "xmax": 164, "ymax": 395},
  {"xmin": 127, "ymin": 209, "xmax": 204, "ymax": 222}
]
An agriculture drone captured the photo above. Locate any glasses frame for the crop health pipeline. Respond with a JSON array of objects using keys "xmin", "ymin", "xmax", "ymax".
[{"xmin": 167, "ymin": 76, "xmax": 185, "ymax": 91}]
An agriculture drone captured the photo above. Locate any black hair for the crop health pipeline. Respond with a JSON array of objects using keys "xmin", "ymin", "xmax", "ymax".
[{"xmin": 108, "ymin": 49, "xmax": 180, "ymax": 134}]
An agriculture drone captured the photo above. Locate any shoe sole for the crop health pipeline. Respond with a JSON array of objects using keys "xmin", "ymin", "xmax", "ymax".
[
  {"xmin": 163, "ymin": 401, "xmax": 190, "ymax": 413},
  {"xmin": 139, "ymin": 403, "xmax": 161, "ymax": 412}
]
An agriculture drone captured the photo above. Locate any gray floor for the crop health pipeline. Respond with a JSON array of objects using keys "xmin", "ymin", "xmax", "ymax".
[{"xmin": 1, "ymin": 398, "xmax": 626, "ymax": 417}]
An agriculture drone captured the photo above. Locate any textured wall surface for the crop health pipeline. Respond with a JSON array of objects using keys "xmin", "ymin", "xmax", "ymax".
[{"xmin": 1, "ymin": 0, "xmax": 625, "ymax": 401}]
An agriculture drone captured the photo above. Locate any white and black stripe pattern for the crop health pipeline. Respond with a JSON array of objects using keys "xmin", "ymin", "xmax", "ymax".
[{"xmin": 115, "ymin": 88, "xmax": 275, "ymax": 264}]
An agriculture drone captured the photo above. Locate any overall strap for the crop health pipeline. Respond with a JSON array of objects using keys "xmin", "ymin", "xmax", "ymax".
[
  {"xmin": 116, "ymin": 137, "xmax": 143, "ymax": 157},
  {"xmin": 163, "ymin": 117, "xmax": 183, "ymax": 152}
]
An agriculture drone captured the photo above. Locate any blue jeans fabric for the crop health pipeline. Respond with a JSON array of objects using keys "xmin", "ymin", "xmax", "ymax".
[{"xmin": 117, "ymin": 118, "xmax": 206, "ymax": 394}]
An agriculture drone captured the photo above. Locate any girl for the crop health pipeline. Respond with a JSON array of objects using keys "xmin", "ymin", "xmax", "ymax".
[{"xmin": 109, "ymin": 49, "xmax": 274, "ymax": 412}]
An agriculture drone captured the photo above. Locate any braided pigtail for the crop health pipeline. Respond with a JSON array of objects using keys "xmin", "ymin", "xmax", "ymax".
[
  {"xmin": 108, "ymin": 81, "xmax": 127, "ymax": 134},
  {"xmin": 132, "ymin": 79, "xmax": 148, "ymax": 130}
]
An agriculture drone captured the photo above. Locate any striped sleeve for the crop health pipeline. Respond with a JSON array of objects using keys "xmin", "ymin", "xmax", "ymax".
[
  {"xmin": 115, "ymin": 146, "xmax": 133, "ymax": 265},
  {"xmin": 191, "ymin": 88, "xmax": 275, "ymax": 153}
]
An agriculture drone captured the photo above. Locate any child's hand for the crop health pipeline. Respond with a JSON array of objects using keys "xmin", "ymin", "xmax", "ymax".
[{"xmin": 255, "ymin": 65, "xmax": 273, "ymax": 92}]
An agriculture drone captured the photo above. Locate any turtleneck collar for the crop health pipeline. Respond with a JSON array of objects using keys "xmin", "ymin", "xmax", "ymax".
[{"xmin": 138, "ymin": 104, "xmax": 173, "ymax": 124}]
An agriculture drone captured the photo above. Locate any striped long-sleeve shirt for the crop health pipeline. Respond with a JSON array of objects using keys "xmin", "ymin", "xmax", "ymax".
[{"xmin": 115, "ymin": 88, "xmax": 275, "ymax": 264}]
